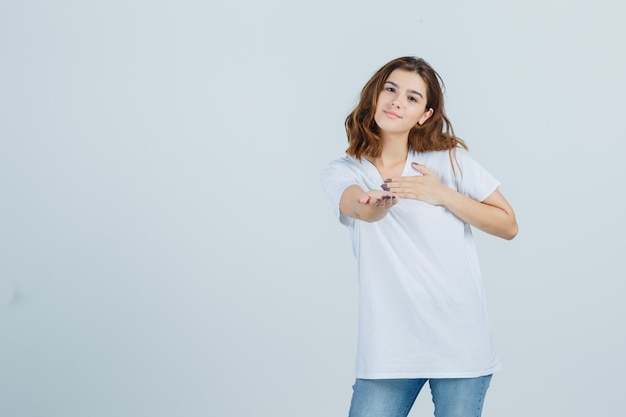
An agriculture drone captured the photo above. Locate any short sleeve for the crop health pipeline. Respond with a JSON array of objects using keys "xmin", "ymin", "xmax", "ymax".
[
  {"xmin": 454, "ymin": 150, "xmax": 501, "ymax": 202},
  {"xmin": 320, "ymin": 158, "xmax": 358, "ymax": 226}
]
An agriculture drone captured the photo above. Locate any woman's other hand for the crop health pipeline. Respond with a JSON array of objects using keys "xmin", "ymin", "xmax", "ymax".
[{"xmin": 383, "ymin": 163, "xmax": 446, "ymax": 206}]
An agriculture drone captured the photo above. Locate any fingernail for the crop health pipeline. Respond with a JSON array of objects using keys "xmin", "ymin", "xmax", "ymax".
[
  {"xmin": 384, "ymin": 178, "xmax": 392, "ymax": 183},
  {"xmin": 381, "ymin": 184, "xmax": 390, "ymax": 191},
  {"xmin": 411, "ymin": 162, "xmax": 420, "ymax": 167}
]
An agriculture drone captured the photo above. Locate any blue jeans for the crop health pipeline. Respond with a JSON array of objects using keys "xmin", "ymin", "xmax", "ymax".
[{"xmin": 348, "ymin": 375, "xmax": 492, "ymax": 417}]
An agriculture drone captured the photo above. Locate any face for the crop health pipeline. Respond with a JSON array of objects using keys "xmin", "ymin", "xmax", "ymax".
[{"xmin": 374, "ymin": 69, "xmax": 433, "ymax": 137}]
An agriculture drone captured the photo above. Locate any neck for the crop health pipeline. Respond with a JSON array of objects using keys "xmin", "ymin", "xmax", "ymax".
[{"xmin": 377, "ymin": 134, "xmax": 409, "ymax": 166}]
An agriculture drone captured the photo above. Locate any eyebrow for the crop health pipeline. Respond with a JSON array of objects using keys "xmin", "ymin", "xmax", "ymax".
[{"xmin": 385, "ymin": 81, "xmax": 424, "ymax": 99}]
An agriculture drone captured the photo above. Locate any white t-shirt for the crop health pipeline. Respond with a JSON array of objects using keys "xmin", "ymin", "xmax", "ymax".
[{"xmin": 320, "ymin": 148, "xmax": 502, "ymax": 379}]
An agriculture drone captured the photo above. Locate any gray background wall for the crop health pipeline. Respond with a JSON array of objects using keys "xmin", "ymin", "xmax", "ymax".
[{"xmin": 1, "ymin": 1, "xmax": 624, "ymax": 416}]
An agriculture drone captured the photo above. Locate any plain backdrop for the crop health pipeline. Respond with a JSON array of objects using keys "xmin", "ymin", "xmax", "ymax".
[{"xmin": 1, "ymin": 1, "xmax": 625, "ymax": 416}]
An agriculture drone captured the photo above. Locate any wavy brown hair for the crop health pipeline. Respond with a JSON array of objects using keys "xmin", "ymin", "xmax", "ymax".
[{"xmin": 345, "ymin": 56, "xmax": 467, "ymax": 162}]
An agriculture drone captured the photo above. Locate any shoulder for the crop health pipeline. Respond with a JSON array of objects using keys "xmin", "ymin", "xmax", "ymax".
[
  {"xmin": 321, "ymin": 155, "xmax": 363, "ymax": 176},
  {"xmin": 410, "ymin": 148, "xmax": 482, "ymax": 168},
  {"xmin": 324, "ymin": 155, "xmax": 360, "ymax": 168},
  {"xmin": 408, "ymin": 149, "xmax": 453, "ymax": 169},
  {"xmin": 453, "ymin": 148, "xmax": 479, "ymax": 164},
  {"xmin": 320, "ymin": 155, "xmax": 363, "ymax": 187},
  {"xmin": 452, "ymin": 148, "xmax": 492, "ymax": 174}
]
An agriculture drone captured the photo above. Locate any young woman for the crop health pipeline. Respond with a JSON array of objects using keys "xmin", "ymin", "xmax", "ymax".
[{"xmin": 320, "ymin": 57, "xmax": 517, "ymax": 417}]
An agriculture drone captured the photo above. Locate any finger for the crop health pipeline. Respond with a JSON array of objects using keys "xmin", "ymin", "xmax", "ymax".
[
  {"xmin": 358, "ymin": 194, "xmax": 371, "ymax": 204},
  {"xmin": 411, "ymin": 162, "xmax": 432, "ymax": 175},
  {"xmin": 385, "ymin": 185, "xmax": 416, "ymax": 194},
  {"xmin": 383, "ymin": 179, "xmax": 402, "ymax": 189},
  {"xmin": 393, "ymin": 192, "xmax": 418, "ymax": 200},
  {"xmin": 385, "ymin": 175, "xmax": 422, "ymax": 186}
]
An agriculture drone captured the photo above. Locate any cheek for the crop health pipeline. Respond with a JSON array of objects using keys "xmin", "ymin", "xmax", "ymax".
[
  {"xmin": 375, "ymin": 94, "xmax": 387, "ymax": 109},
  {"xmin": 408, "ymin": 109, "xmax": 424, "ymax": 124}
]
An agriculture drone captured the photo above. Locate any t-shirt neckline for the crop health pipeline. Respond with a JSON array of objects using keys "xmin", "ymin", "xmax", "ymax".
[{"xmin": 360, "ymin": 150, "xmax": 415, "ymax": 182}]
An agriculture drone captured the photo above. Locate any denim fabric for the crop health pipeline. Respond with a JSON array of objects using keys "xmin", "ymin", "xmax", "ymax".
[{"xmin": 348, "ymin": 375, "xmax": 492, "ymax": 417}]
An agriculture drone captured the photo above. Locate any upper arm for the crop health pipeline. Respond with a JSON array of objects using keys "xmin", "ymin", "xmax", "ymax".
[{"xmin": 321, "ymin": 161, "xmax": 360, "ymax": 225}]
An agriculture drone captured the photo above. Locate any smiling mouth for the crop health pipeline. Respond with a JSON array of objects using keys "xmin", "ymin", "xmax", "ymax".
[{"xmin": 384, "ymin": 110, "xmax": 401, "ymax": 119}]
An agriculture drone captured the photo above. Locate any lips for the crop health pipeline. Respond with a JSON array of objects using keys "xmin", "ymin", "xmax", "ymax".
[{"xmin": 384, "ymin": 110, "xmax": 401, "ymax": 119}]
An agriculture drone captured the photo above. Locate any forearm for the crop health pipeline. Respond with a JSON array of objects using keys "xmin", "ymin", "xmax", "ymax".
[{"xmin": 440, "ymin": 187, "xmax": 518, "ymax": 240}]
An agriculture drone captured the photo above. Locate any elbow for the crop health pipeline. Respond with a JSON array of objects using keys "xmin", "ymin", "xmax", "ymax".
[
  {"xmin": 503, "ymin": 228, "xmax": 518, "ymax": 240},
  {"xmin": 497, "ymin": 208, "xmax": 518, "ymax": 240},
  {"xmin": 502, "ymin": 220, "xmax": 518, "ymax": 240},
  {"xmin": 488, "ymin": 215, "xmax": 517, "ymax": 240}
]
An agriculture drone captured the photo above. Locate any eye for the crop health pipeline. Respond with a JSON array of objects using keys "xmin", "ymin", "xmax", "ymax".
[
  {"xmin": 408, "ymin": 96, "xmax": 418, "ymax": 103},
  {"xmin": 385, "ymin": 87, "xmax": 396, "ymax": 93}
]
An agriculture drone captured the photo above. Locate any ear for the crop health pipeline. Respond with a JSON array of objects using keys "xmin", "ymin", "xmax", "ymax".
[{"xmin": 417, "ymin": 108, "xmax": 434, "ymax": 125}]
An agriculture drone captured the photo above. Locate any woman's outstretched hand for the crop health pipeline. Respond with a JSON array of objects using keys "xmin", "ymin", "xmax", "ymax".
[
  {"xmin": 358, "ymin": 190, "xmax": 398, "ymax": 208},
  {"xmin": 382, "ymin": 162, "xmax": 447, "ymax": 206},
  {"xmin": 339, "ymin": 185, "xmax": 398, "ymax": 222}
]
